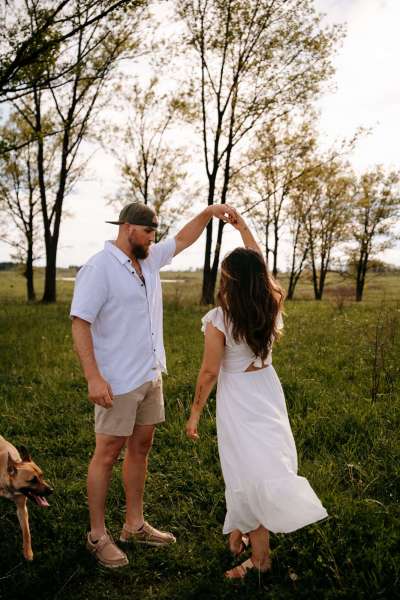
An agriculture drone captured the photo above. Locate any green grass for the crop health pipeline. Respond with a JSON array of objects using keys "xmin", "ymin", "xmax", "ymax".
[{"xmin": 0, "ymin": 270, "xmax": 399, "ymax": 599}]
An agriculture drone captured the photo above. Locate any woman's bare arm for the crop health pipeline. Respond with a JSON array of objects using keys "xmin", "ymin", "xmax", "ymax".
[
  {"xmin": 186, "ymin": 323, "xmax": 225, "ymax": 439},
  {"xmin": 228, "ymin": 212, "xmax": 262, "ymax": 254}
]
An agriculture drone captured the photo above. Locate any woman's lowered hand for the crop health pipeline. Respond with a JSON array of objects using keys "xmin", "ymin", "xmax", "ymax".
[{"xmin": 186, "ymin": 412, "xmax": 200, "ymax": 440}]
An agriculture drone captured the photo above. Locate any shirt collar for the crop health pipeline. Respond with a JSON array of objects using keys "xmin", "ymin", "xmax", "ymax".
[{"xmin": 104, "ymin": 240, "xmax": 132, "ymax": 265}]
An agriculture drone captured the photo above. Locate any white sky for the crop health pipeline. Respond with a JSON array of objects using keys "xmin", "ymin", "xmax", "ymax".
[{"xmin": 1, "ymin": 0, "xmax": 399, "ymax": 269}]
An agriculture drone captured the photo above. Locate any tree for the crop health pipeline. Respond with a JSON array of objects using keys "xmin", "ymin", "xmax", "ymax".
[
  {"xmin": 285, "ymin": 191, "xmax": 310, "ymax": 300},
  {"xmin": 107, "ymin": 78, "xmax": 188, "ymax": 240},
  {"xmin": 0, "ymin": 0, "xmax": 142, "ymax": 103},
  {"xmin": 351, "ymin": 167, "xmax": 400, "ymax": 301},
  {"xmin": 299, "ymin": 159, "xmax": 353, "ymax": 300},
  {"xmin": 177, "ymin": 0, "xmax": 341, "ymax": 303},
  {"xmin": 0, "ymin": 106, "xmax": 85, "ymax": 300},
  {"xmin": 241, "ymin": 113, "xmax": 317, "ymax": 276},
  {"xmin": 12, "ymin": 0, "xmax": 146, "ymax": 302},
  {"xmin": 0, "ymin": 113, "xmax": 43, "ymax": 300}
]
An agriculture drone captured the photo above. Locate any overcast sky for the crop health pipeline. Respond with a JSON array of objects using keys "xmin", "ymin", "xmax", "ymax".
[{"xmin": 1, "ymin": 0, "xmax": 399, "ymax": 269}]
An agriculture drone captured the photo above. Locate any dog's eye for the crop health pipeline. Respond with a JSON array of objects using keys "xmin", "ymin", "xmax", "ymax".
[{"xmin": 29, "ymin": 476, "xmax": 38, "ymax": 484}]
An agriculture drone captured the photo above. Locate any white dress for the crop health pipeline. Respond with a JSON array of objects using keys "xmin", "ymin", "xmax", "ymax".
[{"xmin": 201, "ymin": 307, "xmax": 328, "ymax": 535}]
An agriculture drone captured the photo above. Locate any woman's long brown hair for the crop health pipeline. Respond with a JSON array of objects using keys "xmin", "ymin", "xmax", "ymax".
[{"xmin": 217, "ymin": 248, "xmax": 284, "ymax": 361}]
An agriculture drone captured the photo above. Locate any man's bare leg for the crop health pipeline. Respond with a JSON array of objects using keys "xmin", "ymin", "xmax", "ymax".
[
  {"xmin": 87, "ymin": 433, "xmax": 126, "ymax": 539},
  {"xmin": 123, "ymin": 424, "xmax": 155, "ymax": 530}
]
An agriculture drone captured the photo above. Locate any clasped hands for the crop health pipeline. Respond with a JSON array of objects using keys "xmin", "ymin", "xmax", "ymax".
[{"xmin": 210, "ymin": 204, "xmax": 246, "ymax": 230}]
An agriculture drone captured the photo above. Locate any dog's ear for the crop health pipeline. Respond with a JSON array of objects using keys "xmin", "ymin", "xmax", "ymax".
[
  {"xmin": 7, "ymin": 453, "xmax": 17, "ymax": 476},
  {"xmin": 17, "ymin": 445, "xmax": 31, "ymax": 462}
]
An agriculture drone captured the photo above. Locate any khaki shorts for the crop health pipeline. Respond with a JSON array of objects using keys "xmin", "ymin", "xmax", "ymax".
[{"xmin": 94, "ymin": 376, "xmax": 164, "ymax": 437}]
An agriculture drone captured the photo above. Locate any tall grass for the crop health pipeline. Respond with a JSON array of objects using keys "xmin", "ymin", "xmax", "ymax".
[{"xmin": 0, "ymin": 271, "xmax": 399, "ymax": 599}]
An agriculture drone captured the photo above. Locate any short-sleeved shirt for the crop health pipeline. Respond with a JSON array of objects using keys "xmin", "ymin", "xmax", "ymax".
[
  {"xmin": 201, "ymin": 306, "xmax": 284, "ymax": 373},
  {"xmin": 70, "ymin": 238, "xmax": 176, "ymax": 395}
]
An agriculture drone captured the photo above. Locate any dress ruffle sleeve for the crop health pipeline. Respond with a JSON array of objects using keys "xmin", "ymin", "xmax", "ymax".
[{"xmin": 201, "ymin": 307, "xmax": 226, "ymax": 335}]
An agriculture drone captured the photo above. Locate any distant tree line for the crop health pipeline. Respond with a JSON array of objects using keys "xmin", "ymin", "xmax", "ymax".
[{"xmin": 0, "ymin": 0, "xmax": 399, "ymax": 304}]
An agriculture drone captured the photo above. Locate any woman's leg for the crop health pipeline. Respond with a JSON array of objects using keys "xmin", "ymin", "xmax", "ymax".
[
  {"xmin": 229, "ymin": 529, "xmax": 249, "ymax": 555},
  {"xmin": 248, "ymin": 525, "xmax": 270, "ymax": 570},
  {"xmin": 225, "ymin": 525, "xmax": 270, "ymax": 579}
]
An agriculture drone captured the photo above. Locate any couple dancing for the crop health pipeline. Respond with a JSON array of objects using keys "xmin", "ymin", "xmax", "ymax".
[{"xmin": 70, "ymin": 201, "xmax": 327, "ymax": 579}]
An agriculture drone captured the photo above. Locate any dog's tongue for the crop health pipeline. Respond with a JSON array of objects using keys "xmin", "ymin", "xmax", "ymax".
[{"xmin": 33, "ymin": 494, "xmax": 50, "ymax": 507}]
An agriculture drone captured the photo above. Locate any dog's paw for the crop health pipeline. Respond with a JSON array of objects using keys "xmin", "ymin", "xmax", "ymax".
[{"xmin": 23, "ymin": 549, "xmax": 34, "ymax": 561}]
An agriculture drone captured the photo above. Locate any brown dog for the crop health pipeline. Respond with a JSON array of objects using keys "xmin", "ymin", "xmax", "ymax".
[{"xmin": 0, "ymin": 435, "xmax": 53, "ymax": 560}]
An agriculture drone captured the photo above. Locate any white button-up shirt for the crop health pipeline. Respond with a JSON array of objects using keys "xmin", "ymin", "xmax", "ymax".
[{"xmin": 70, "ymin": 238, "xmax": 176, "ymax": 395}]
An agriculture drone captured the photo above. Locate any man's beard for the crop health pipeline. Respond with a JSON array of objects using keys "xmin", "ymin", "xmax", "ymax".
[{"xmin": 131, "ymin": 242, "xmax": 150, "ymax": 259}]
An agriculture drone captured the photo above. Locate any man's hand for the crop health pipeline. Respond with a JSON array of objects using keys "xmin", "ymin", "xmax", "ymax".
[
  {"xmin": 210, "ymin": 204, "xmax": 239, "ymax": 223},
  {"xmin": 186, "ymin": 413, "xmax": 200, "ymax": 440},
  {"xmin": 88, "ymin": 375, "xmax": 114, "ymax": 408}
]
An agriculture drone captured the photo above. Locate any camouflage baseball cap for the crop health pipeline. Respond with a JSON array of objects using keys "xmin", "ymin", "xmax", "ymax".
[{"xmin": 106, "ymin": 202, "xmax": 158, "ymax": 229}]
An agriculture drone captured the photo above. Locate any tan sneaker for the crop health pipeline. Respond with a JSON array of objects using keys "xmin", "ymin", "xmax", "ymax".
[
  {"xmin": 86, "ymin": 530, "xmax": 129, "ymax": 568},
  {"xmin": 120, "ymin": 521, "xmax": 176, "ymax": 547}
]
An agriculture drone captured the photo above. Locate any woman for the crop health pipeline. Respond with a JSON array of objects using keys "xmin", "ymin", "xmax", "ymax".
[{"xmin": 186, "ymin": 213, "xmax": 328, "ymax": 580}]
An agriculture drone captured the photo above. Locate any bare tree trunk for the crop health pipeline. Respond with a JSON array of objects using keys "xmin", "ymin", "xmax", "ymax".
[
  {"xmin": 314, "ymin": 286, "xmax": 322, "ymax": 300},
  {"xmin": 318, "ymin": 269, "xmax": 326, "ymax": 299},
  {"xmin": 201, "ymin": 176, "xmax": 217, "ymax": 304},
  {"xmin": 356, "ymin": 251, "xmax": 368, "ymax": 301},
  {"xmin": 42, "ymin": 244, "xmax": 57, "ymax": 303},
  {"xmin": 201, "ymin": 185, "xmax": 226, "ymax": 304},
  {"xmin": 25, "ymin": 236, "xmax": 36, "ymax": 301},
  {"xmin": 208, "ymin": 218, "xmax": 225, "ymax": 301},
  {"xmin": 204, "ymin": 103, "xmax": 236, "ymax": 304},
  {"xmin": 287, "ymin": 245, "xmax": 308, "ymax": 300},
  {"xmin": 201, "ymin": 221, "xmax": 214, "ymax": 304},
  {"xmin": 272, "ymin": 219, "xmax": 279, "ymax": 277},
  {"xmin": 316, "ymin": 247, "xmax": 330, "ymax": 300},
  {"xmin": 308, "ymin": 237, "xmax": 321, "ymax": 300},
  {"xmin": 42, "ymin": 123, "xmax": 69, "ymax": 302}
]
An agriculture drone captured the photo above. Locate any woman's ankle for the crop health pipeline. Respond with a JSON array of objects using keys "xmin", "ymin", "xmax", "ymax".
[{"xmin": 250, "ymin": 554, "xmax": 271, "ymax": 572}]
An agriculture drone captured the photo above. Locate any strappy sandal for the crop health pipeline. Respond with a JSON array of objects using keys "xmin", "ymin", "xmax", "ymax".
[{"xmin": 225, "ymin": 556, "xmax": 271, "ymax": 580}]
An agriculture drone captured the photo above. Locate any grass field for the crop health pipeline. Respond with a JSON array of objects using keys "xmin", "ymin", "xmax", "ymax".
[{"xmin": 0, "ymin": 269, "xmax": 399, "ymax": 600}]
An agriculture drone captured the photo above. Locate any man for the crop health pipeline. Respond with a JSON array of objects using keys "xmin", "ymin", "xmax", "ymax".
[{"xmin": 70, "ymin": 201, "xmax": 237, "ymax": 568}]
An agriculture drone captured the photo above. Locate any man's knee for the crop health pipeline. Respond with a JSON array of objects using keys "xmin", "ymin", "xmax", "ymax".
[
  {"xmin": 134, "ymin": 439, "xmax": 154, "ymax": 458},
  {"xmin": 93, "ymin": 436, "xmax": 125, "ymax": 467},
  {"xmin": 97, "ymin": 452, "xmax": 120, "ymax": 469},
  {"xmin": 128, "ymin": 433, "xmax": 154, "ymax": 458}
]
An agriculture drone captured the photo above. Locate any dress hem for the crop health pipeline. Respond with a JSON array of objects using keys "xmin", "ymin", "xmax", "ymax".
[{"xmin": 222, "ymin": 510, "xmax": 328, "ymax": 536}]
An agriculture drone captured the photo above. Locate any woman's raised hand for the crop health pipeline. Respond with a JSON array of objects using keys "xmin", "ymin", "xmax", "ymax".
[
  {"xmin": 227, "ymin": 210, "xmax": 262, "ymax": 254},
  {"xmin": 227, "ymin": 211, "xmax": 246, "ymax": 230}
]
